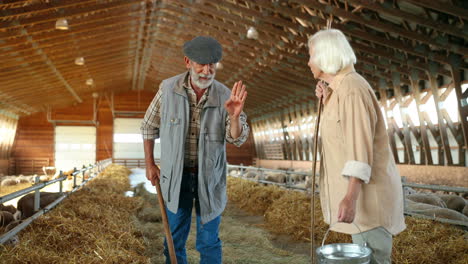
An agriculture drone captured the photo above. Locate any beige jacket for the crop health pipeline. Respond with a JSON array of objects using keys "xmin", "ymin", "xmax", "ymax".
[{"xmin": 319, "ymin": 65, "xmax": 406, "ymax": 235}]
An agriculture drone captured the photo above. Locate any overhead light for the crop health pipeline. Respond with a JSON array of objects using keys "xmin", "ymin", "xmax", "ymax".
[
  {"xmin": 75, "ymin": 57, "xmax": 85, "ymax": 65},
  {"xmin": 86, "ymin": 78, "xmax": 94, "ymax": 86},
  {"xmin": 215, "ymin": 62, "xmax": 223, "ymax": 70},
  {"xmin": 247, "ymin": 26, "xmax": 259, "ymax": 40},
  {"xmin": 92, "ymin": 92, "xmax": 99, "ymax": 98},
  {"xmin": 55, "ymin": 18, "xmax": 69, "ymax": 30}
]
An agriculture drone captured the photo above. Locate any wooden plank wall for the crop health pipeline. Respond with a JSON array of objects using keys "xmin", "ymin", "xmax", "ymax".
[
  {"xmin": 10, "ymin": 90, "xmax": 256, "ymax": 172},
  {"xmin": 226, "ymin": 123, "xmax": 256, "ymax": 165},
  {"xmin": 96, "ymin": 97, "xmax": 113, "ymax": 161},
  {"xmin": 0, "ymin": 114, "xmax": 18, "ymax": 175},
  {"xmin": 10, "ymin": 112, "xmax": 54, "ymax": 175}
]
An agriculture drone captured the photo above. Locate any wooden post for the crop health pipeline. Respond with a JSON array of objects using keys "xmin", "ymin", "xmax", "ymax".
[
  {"xmin": 392, "ymin": 73, "xmax": 415, "ymax": 164},
  {"xmin": 448, "ymin": 54, "xmax": 467, "ymax": 166},
  {"xmin": 378, "ymin": 79, "xmax": 399, "ymax": 163},
  {"xmin": 410, "ymin": 70, "xmax": 432, "ymax": 165},
  {"xmin": 427, "ymin": 62, "xmax": 453, "ymax": 165}
]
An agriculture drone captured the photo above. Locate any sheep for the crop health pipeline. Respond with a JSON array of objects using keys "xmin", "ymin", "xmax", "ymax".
[
  {"xmin": 406, "ymin": 193, "xmax": 447, "ymax": 208},
  {"xmin": 228, "ymin": 170, "xmax": 239, "ymax": 177},
  {"xmin": 1, "ymin": 177, "xmax": 19, "ymax": 186},
  {"xmin": 244, "ymin": 171, "xmax": 257, "ymax": 178},
  {"xmin": 17, "ymin": 192, "xmax": 64, "ymax": 219},
  {"xmin": 0, "ymin": 211, "xmax": 14, "ymax": 227},
  {"xmin": 3, "ymin": 220, "xmax": 21, "ymax": 245},
  {"xmin": 405, "ymin": 199, "xmax": 439, "ymax": 211},
  {"xmin": 264, "ymin": 173, "xmax": 286, "ymax": 184},
  {"xmin": 0, "ymin": 204, "xmax": 17, "ymax": 215},
  {"xmin": 17, "ymin": 175, "xmax": 34, "ymax": 184},
  {"xmin": 463, "ymin": 204, "xmax": 468, "ymax": 218},
  {"xmin": 288, "ymin": 173, "xmax": 306, "ymax": 184},
  {"xmin": 436, "ymin": 194, "xmax": 466, "ymax": 213},
  {"xmin": 415, "ymin": 207, "xmax": 468, "ymax": 223},
  {"xmin": 403, "ymin": 186, "xmax": 417, "ymax": 196}
]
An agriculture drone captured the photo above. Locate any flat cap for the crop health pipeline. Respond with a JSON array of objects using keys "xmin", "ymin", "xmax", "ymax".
[{"xmin": 183, "ymin": 36, "xmax": 222, "ymax": 64}]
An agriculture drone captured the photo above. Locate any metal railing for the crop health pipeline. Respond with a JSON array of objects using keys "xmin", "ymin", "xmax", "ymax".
[
  {"xmin": 227, "ymin": 164, "xmax": 315, "ymax": 192},
  {"xmin": 112, "ymin": 158, "xmax": 160, "ymax": 168},
  {"xmin": 0, "ymin": 158, "xmax": 112, "ymax": 244},
  {"xmin": 227, "ymin": 164, "xmax": 468, "ymax": 227}
]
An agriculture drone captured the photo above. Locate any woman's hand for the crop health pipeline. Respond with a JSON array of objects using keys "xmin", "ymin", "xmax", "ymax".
[
  {"xmin": 337, "ymin": 195, "xmax": 357, "ymax": 223},
  {"xmin": 315, "ymin": 81, "xmax": 329, "ymax": 99}
]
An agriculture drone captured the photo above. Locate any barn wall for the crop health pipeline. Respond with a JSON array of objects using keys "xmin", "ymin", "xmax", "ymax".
[
  {"xmin": 10, "ymin": 90, "xmax": 256, "ymax": 172},
  {"xmin": 10, "ymin": 112, "xmax": 54, "ymax": 175},
  {"xmin": 226, "ymin": 123, "xmax": 256, "ymax": 166},
  {"xmin": 255, "ymin": 159, "xmax": 467, "ymax": 187},
  {"xmin": 96, "ymin": 99, "xmax": 113, "ymax": 161}
]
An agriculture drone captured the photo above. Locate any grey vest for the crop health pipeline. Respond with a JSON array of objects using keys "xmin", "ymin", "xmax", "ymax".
[{"xmin": 159, "ymin": 72, "xmax": 230, "ymax": 224}]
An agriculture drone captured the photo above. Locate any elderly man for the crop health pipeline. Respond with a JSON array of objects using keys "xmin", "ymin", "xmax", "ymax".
[{"xmin": 141, "ymin": 36, "xmax": 249, "ymax": 264}]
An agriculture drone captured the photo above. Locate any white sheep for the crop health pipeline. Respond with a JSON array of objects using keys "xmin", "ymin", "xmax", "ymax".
[
  {"xmin": 1, "ymin": 177, "xmax": 19, "ymax": 186},
  {"xmin": 415, "ymin": 207, "xmax": 468, "ymax": 223},
  {"xmin": 436, "ymin": 194, "xmax": 466, "ymax": 213},
  {"xmin": 403, "ymin": 186, "xmax": 417, "ymax": 196},
  {"xmin": 264, "ymin": 173, "xmax": 286, "ymax": 184},
  {"xmin": 406, "ymin": 193, "xmax": 447, "ymax": 208}
]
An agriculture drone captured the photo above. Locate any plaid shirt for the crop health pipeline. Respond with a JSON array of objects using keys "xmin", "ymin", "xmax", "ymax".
[{"xmin": 141, "ymin": 72, "xmax": 249, "ymax": 167}]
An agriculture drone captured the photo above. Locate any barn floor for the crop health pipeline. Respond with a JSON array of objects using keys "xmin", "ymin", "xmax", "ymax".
[{"xmin": 132, "ymin": 182, "xmax": 311, "ymax": 263}]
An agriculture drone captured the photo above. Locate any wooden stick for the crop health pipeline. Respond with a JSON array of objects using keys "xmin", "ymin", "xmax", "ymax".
[
  {"xmin": 311, "ymin": 96, "xmax": 323, "ymax": 263},
  {"xmin": 154, "ymin": 168, "xmax": 177, "ymax": 264}
]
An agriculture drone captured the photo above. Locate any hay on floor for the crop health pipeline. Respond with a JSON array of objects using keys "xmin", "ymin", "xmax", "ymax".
[
  {"xmin": 228, "ymin": 177, "xmax": 468, "ymax": 264},
  {"xmin": 0, "ymin": 164, "xmax": 149, "ymax": 264}
]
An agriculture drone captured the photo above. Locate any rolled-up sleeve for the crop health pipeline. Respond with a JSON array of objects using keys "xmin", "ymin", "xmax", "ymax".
[
  {"xmin": 339, "ymin": 92, "xmax": 376, "ymax": 184},
  {"xmin": 141, "ymin": 84, "xmax": 163, "ymax": 140},
  {"xmin": 225, "ymin": 111, "xmax": 249, "ymax": 147}
]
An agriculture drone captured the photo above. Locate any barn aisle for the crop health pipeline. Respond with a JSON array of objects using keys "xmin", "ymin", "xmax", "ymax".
[{"xmin": 131, "ymin": 171, "xmax": 311, "ymax": 264}]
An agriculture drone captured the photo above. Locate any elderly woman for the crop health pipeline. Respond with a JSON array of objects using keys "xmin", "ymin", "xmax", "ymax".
[{"xmin": 308, "ymin": 29, "xmax": 406, "ymax": 264}]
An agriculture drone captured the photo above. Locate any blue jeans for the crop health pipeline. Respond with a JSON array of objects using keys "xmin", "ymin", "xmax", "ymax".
[{"xmin": 163, "ymin": 171, "xmax": 222, "ymax": 264}]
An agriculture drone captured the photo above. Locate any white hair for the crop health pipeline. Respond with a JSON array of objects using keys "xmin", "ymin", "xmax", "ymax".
[{"xmin": 308, "ymin": 29, "xmax": 356, "ymax": 75}]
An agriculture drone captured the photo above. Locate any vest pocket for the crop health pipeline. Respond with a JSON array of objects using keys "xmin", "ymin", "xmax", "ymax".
[{"xmin": 160, "ymin": 167, "xmax": 172, "ymax": 202}]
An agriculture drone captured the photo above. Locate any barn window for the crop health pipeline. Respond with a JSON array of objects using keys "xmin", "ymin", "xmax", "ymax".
[
  {"xmin": 407, "ymin": 99, "xmax": 420, "ymax": 126},
  {"xmin": 392, "ymin": 103, "xmax": 403, "ymax": 128},
  {"xmin": 420, "ymin": 95, "xmax": 438, "ymax": 125},
  {"xmin": 444, "ymin": 89, "xmax": 459, "ymax": 122}
]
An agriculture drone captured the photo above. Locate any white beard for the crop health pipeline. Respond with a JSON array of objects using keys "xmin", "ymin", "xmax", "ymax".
[{"xmin": 190, "ymin": 67, "xmax": 215, "ymax": 89}]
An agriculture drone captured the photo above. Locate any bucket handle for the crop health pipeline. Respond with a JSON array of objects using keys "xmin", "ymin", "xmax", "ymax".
[{"xmin": 321, "ymin": 222, "xmax": 367, "ymax": 247}]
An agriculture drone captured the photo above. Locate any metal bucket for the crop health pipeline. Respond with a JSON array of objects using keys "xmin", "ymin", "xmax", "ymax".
[{"xmin": 316, "ymin": 223, "xmax": 372, "ymax": 264}]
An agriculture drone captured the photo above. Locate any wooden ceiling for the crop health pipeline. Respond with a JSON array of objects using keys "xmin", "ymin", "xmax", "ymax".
[{"xmin": 1, "ymin": 0, "xmax": 467, "ymax": 118}]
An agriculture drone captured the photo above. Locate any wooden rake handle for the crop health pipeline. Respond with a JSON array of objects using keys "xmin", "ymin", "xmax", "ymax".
[
  {"xmin": 311, "ymin": 96, "xmax": 323, "ymax": 263},
  {"xmin": 154, "ymin": 169, "xmax": 177, "ymax": 264}
]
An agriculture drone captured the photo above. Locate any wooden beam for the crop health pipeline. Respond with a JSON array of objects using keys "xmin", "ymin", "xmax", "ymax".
[
  {"xmin": 409, "ymin": 71, "xmax": 433, "ymax": 165},
  {"xmin": 297, "ymin": 0, "xmax": 467, "ymax": 56},
  {"xmin": 426, "ymin": 63, "xmax": 453, "ymax": 165},
  {"xmin": 404, "ymin": 0, "xmax": 468, "ymax": 21},
  {"xmin": 352, "ymin": 42, "xmax": 451, "ymax": 78},
  {"xmin": 392, "ymin": 73, "xmax": 415, "ymax": 164},
  {"xmin": 448, "ymin": 55, "xmax": 467, "ymax": 165},
  {"xmin": 347, "ymin": 0, "xmax": 467, "ymax": 39}
]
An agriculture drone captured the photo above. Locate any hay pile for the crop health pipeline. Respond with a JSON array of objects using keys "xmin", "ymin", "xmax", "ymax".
[
  {"xmin": 227, "ymin": 178, "xmax": 286, "ymax": 215},
  {"xmin": 0, "ymin": 182, "xmax": 33, "ymax": 197},
  {"xmin": 228, "ymin": 177, "xmax": 468, "ymax": 264},
  {"xmin": 0, "ymin": 164, "xmax": 149, "ymax": 264}
]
